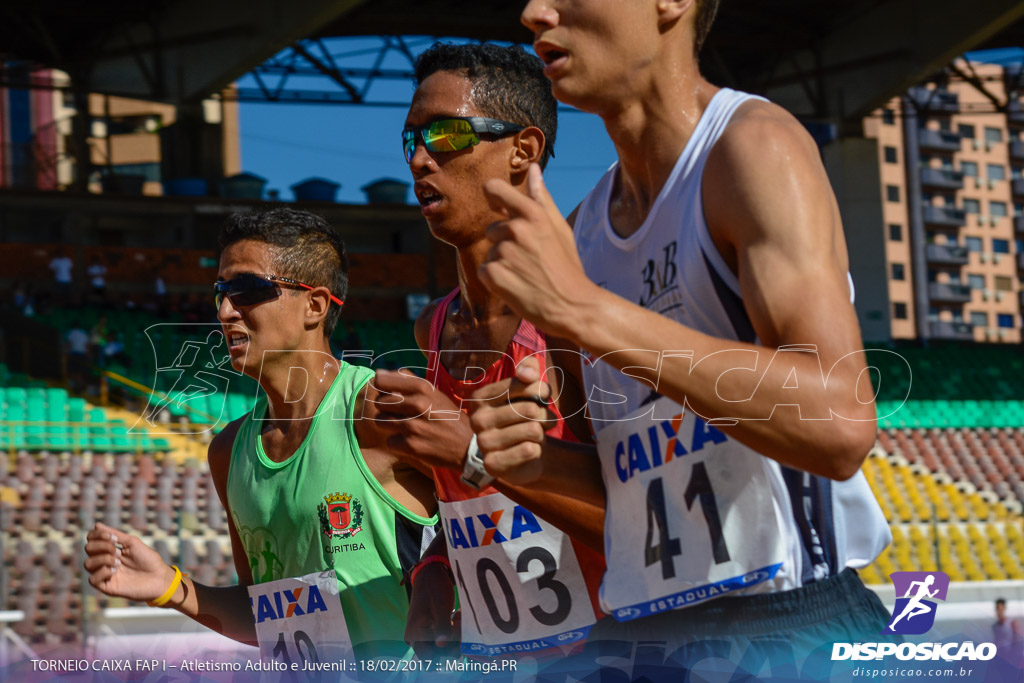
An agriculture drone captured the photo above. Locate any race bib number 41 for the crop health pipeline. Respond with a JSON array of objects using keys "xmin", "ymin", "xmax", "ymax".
[
  {"xmin": 597, "ymin": 398, "xmax": 789, "ymax": 621},
  {"xmin": 248, "ymin": 570, "xmax": 352, "ymax": 666},
  {"xmin": 439, "ymin": 493, "xmax": 596, "ymax": 656}
]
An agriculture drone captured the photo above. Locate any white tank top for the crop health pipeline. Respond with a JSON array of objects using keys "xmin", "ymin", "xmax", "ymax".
[{"xmin": 573, "ymin": 88, "xmax": 890, "ymax": 620}]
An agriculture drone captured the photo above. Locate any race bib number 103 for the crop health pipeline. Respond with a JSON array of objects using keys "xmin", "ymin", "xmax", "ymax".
[{"xmin": 440, "ymin": 493, "xmax": 596, "ymax": 656}]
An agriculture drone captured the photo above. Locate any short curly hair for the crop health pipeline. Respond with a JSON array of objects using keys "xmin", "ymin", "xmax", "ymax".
[
  {"xmin": 218, "ymin": 208, "xmax": 348, "ymax": 337},
  {"xmin": 414, "ymin": 43, "xmax": 558, "ymax": 169}
]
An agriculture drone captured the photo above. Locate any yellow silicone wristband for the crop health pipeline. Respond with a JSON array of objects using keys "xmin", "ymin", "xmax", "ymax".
[{"xmin": 147, "ymin": 565, "xmax": 183, "ymax": 607}]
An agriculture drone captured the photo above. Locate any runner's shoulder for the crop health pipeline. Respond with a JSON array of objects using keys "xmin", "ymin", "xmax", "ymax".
[
  {"xmin": 208, "ymin": 416, "xmax": 245, "ymax": 482},
  {"xmin": 714, "ymin": 98, "xmax": 820, "ymax": 169},
  {"xmin": 414, "ymin": 296, "xmax": 446, "ymax": 353}
]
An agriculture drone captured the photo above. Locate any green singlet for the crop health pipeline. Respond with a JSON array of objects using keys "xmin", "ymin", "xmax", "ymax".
[{"xmin": 226, "ymin": 361, "xmax": 437, "ymax": 660}]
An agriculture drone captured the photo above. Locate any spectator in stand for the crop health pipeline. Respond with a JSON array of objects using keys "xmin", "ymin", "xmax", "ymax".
[
  {"xmin": 994, "ymin": 598, "xmax": 1023, "ymax": 663},
  {"xmin": 49, "ymin": 250, "xmax": 74, "ymax": 303},
  {"xmin": 65, "ymin": 321, "xmax": 90, "ymax": 393},
  {"xmin": 12, "ymin": 281, "xmax": 27, "ymax": 309},
  {"xmin": 88, "ymin": 256, "xmax": 108, "ymax": 303},
  {"xmin": 149, "ymin": 275, "xmax": 169, "ymax": 316},
  {"xmin": 90, "ymin": 315, "xmax": 108, "ymax": 358},
  {"xmin": 102, "ymin": 332, "xmax": 131, "ymax": 369}
]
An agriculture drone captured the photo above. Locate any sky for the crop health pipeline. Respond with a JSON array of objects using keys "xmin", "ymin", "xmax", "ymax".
[
  {"xmin": 235, "ymin": 37, "xmax": 618, "ymax": 213},
  {"xmin": 236, "ymin": 43, "xmax": 1023, "ymax": 213},
  {"xmin": 238, "ymin": 102, "xmax": 616, "ymax": 212}
]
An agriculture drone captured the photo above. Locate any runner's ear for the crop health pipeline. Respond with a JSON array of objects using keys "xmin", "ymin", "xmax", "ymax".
[{"xmin": 511, "ymin": 127, "xmax": 545, "ymax": 174}]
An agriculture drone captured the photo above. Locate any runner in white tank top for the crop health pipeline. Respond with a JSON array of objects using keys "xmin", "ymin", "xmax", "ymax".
[
  {"xmin": 466, "ymin": 0, "xmax": 894, "ymax": 669},
  {"xmin": 572, "ymin": 88, "xmax": 889, "ymax": 619}
]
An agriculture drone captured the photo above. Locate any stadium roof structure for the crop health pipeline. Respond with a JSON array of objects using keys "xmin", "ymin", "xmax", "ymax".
[{"xmin": 2, "ymin": 0, "xmax": 1024, "ymax": 124}]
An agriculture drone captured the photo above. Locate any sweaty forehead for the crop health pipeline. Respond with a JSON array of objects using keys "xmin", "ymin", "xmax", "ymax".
[
  {"xmin": 217, "ymin": 239, "xmax": 279, "ymax": 280},
  {"xmin": 406, "ymin": 71, "xmax": 481, "ymax": 126}
]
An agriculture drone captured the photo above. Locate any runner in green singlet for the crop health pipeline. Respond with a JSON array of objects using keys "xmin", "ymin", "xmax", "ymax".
[{"xmin": 84, "ymin": 208, "xmax": 438, "ymax": 661}]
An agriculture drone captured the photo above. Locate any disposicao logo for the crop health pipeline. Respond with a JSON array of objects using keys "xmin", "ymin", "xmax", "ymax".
[
  {"xmin": 831, "ymin": 571, "xmax": 997, "ymax": 662},
  {"xmin": 883, "ymin": 571, "xmax": 949, "ymax": 635}
]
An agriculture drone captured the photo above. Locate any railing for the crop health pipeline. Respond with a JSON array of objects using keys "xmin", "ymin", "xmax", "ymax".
[
  {"xmin": 922, "ymin": 204, "xmax": 966, "ymax": 227},
  {"xmin": 0, "ymin": 419, "xmax": 170, "ymax": 456},
  {"xmin": 929, "ymin": 321, "xmax": 974, "ymax": 340},
  {"xmin": 918, "ymin": 129, "xmax": 961, "ymax": 152},
  {"xmin": 101, "ymin": 369, "xmax": 223, "ymax": 426},
  {"xmin": 925, "ymin": 243, "xmax": 969, "ymax": 265},
  {"xmin": 920, "ymin": 167, "xmax": 964, "ymax": 189},
  {"xmin": 928, "ymin": 282, "xmax": 972, "ymax": 303}
]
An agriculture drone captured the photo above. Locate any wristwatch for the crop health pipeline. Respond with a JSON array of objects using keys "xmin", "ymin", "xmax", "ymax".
[{"xmin": 460, "ymin": 434, "xmax": 494, "ymax": 490}]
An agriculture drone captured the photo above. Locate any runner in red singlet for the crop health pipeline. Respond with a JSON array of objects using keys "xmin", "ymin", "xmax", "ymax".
[{"xmin": 371, "ymin": 43, "xmax": 605, "ymax": 659}]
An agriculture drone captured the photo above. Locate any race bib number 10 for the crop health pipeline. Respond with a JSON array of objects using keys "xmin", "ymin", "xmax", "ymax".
[
  {"xmin": 439, "ymin": 493, "xmax": 596, "ymax": 656},
  {"xmin": 248, "ymin": 570, "xmax": 352, "ymax": 667}
]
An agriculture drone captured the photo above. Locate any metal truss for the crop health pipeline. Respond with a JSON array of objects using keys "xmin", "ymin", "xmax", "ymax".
[{"xmin": 231, "ymin": 35, "xmax": 488, "ymax": 106}]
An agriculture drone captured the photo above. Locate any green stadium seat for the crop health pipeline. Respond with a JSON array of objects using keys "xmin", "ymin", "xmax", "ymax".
[
  {"xmin": 112, "ymin": 436, "xmax": 134, "ymax": 452},
  {"xmin": 68, "ymin": 398, "xmax": 86, "ymax": 422},
  {"xmin": 72, "ymin": 426, "xmax": 90, "ymax": 449},
  {"xmin": 90, "ymin": 435, "xmax": 114, "ymax": 451}
]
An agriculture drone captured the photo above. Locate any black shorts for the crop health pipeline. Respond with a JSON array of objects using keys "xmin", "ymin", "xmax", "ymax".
[{"xmin": 535, "ymin": 569, "xmax": 894, "ymax": 681}]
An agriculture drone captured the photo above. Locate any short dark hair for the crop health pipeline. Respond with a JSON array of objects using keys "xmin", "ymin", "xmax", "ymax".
[
  {"xmin": 695, "ymin": 0, "xmax": 720, "ymax": 55},
  {"xmin": 414, "ymin": 43, "xmax": 558, "ymax": 169},
  {"xmin": 218, "ymin": 208, "xmax": 348, "ymax": 337},
  {"xmin": 996, "ymin": 598, "xmax": 1007, "ymax": 607}
]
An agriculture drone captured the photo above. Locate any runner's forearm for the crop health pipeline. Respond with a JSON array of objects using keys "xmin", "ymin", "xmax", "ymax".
[{"xmin": 165, "ymin": 578, "xmax": 258, "ymax": 646}]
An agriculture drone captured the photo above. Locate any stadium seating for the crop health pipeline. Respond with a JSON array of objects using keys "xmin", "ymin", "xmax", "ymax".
[
  {"xmin": 860, "ymin": 450, "xmax": 1024, "ymax": 583},
  {"xmin": 868, "ymin": 343, "xmax": 1024, "ymax": 429},
  {"xmin": 1, "ymin": 450, "xmax": 236, "ymax": 645},
  {"xmin": 0, "ymin": 366, "xmax": 172, "ymax": 454}
]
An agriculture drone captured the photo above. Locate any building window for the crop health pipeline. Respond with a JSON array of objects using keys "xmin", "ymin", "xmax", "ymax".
[
  {"xmin": 995, "ymin": 276, "xmax": 1013, "ymax": 291},
  {"xmin": 882, "ymin": 109, "xmax": 895, "ymax": 125},
  {"xmin": 991, "ymin": 201, "xmax": 1008, "ymax": 218},
  {"xmin": 891, "ymin": 263, "xmax": 905, "ymax": 281},
  {"xmin": 886, "ymin": 185, "xmax": 900, "ymax": 202},
  {"xmin": 893, "ymin": 302, "xmax": 908, "ymax": 319},
  {"xmin": 958, "ymin": 123, "xmax": 976, "ymax": 139},
  {"xmin": 971, "ymin": 312, "xmax": 988, "ymax": 327},
  {"xmin": 993, "ymin": 239, "xmax": 1010, "ymax": 254},
  {"xmin": 967, "ymin": 274, "xmax": 985, "ymax": 290},
  {"xmin": 965, "ymin": 236, "xmax": 983, "ymax": 252},
  {"xmin": 987, "ymin": 164, "xmax": 1006, "ymax": 181},
  {"xmin": 888, "ymin": 224, "xmax": 903, "ymax": 241},
  {"xmin": 1015, "ymin": 202, "xmax": 1024, "ymax": 217},
  {"xmin": 964, "ymin": 198, "xmax": 980, "ymax": 214},
  {"xmin": 998, "ymin": 314, "xmax": 1015, "ymax": 329},
  {"xmin": 985, "ymin": 127, "xmax": 1003, "ymax": 144},
  {"xmin": 111, "ymin": 163, "xmax": 161, "ymax": 183},
  {"xmin": 884, "ymin": 146, "xmax": 898, "ymax": 164},
  {"xmin": 961, "ymin": 161, "xmax": 978, "ymax": 178}
]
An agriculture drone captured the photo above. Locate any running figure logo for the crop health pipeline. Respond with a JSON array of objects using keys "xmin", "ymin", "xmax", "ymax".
[
  {"xmin": 883, "ymin": 571, "xmax": 950, "ymax": 635},
  {"xmin": 132, "ymin": 323, "xmax": 245, "ymax": 434}
]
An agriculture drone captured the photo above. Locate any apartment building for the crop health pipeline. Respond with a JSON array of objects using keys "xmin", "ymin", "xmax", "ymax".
[
  {"xmin": 0, "ymin": 67, "xmax": 239, "ymax": 196},
  {"xmin": 865, "ymin": 60, "xmax": 1024, "ymax": 344}
]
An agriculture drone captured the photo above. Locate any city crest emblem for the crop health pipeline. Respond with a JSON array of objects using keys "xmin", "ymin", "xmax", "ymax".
[{"xmin": 317, "ymin": 492, "xmax": 364, "ymax": 539}]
